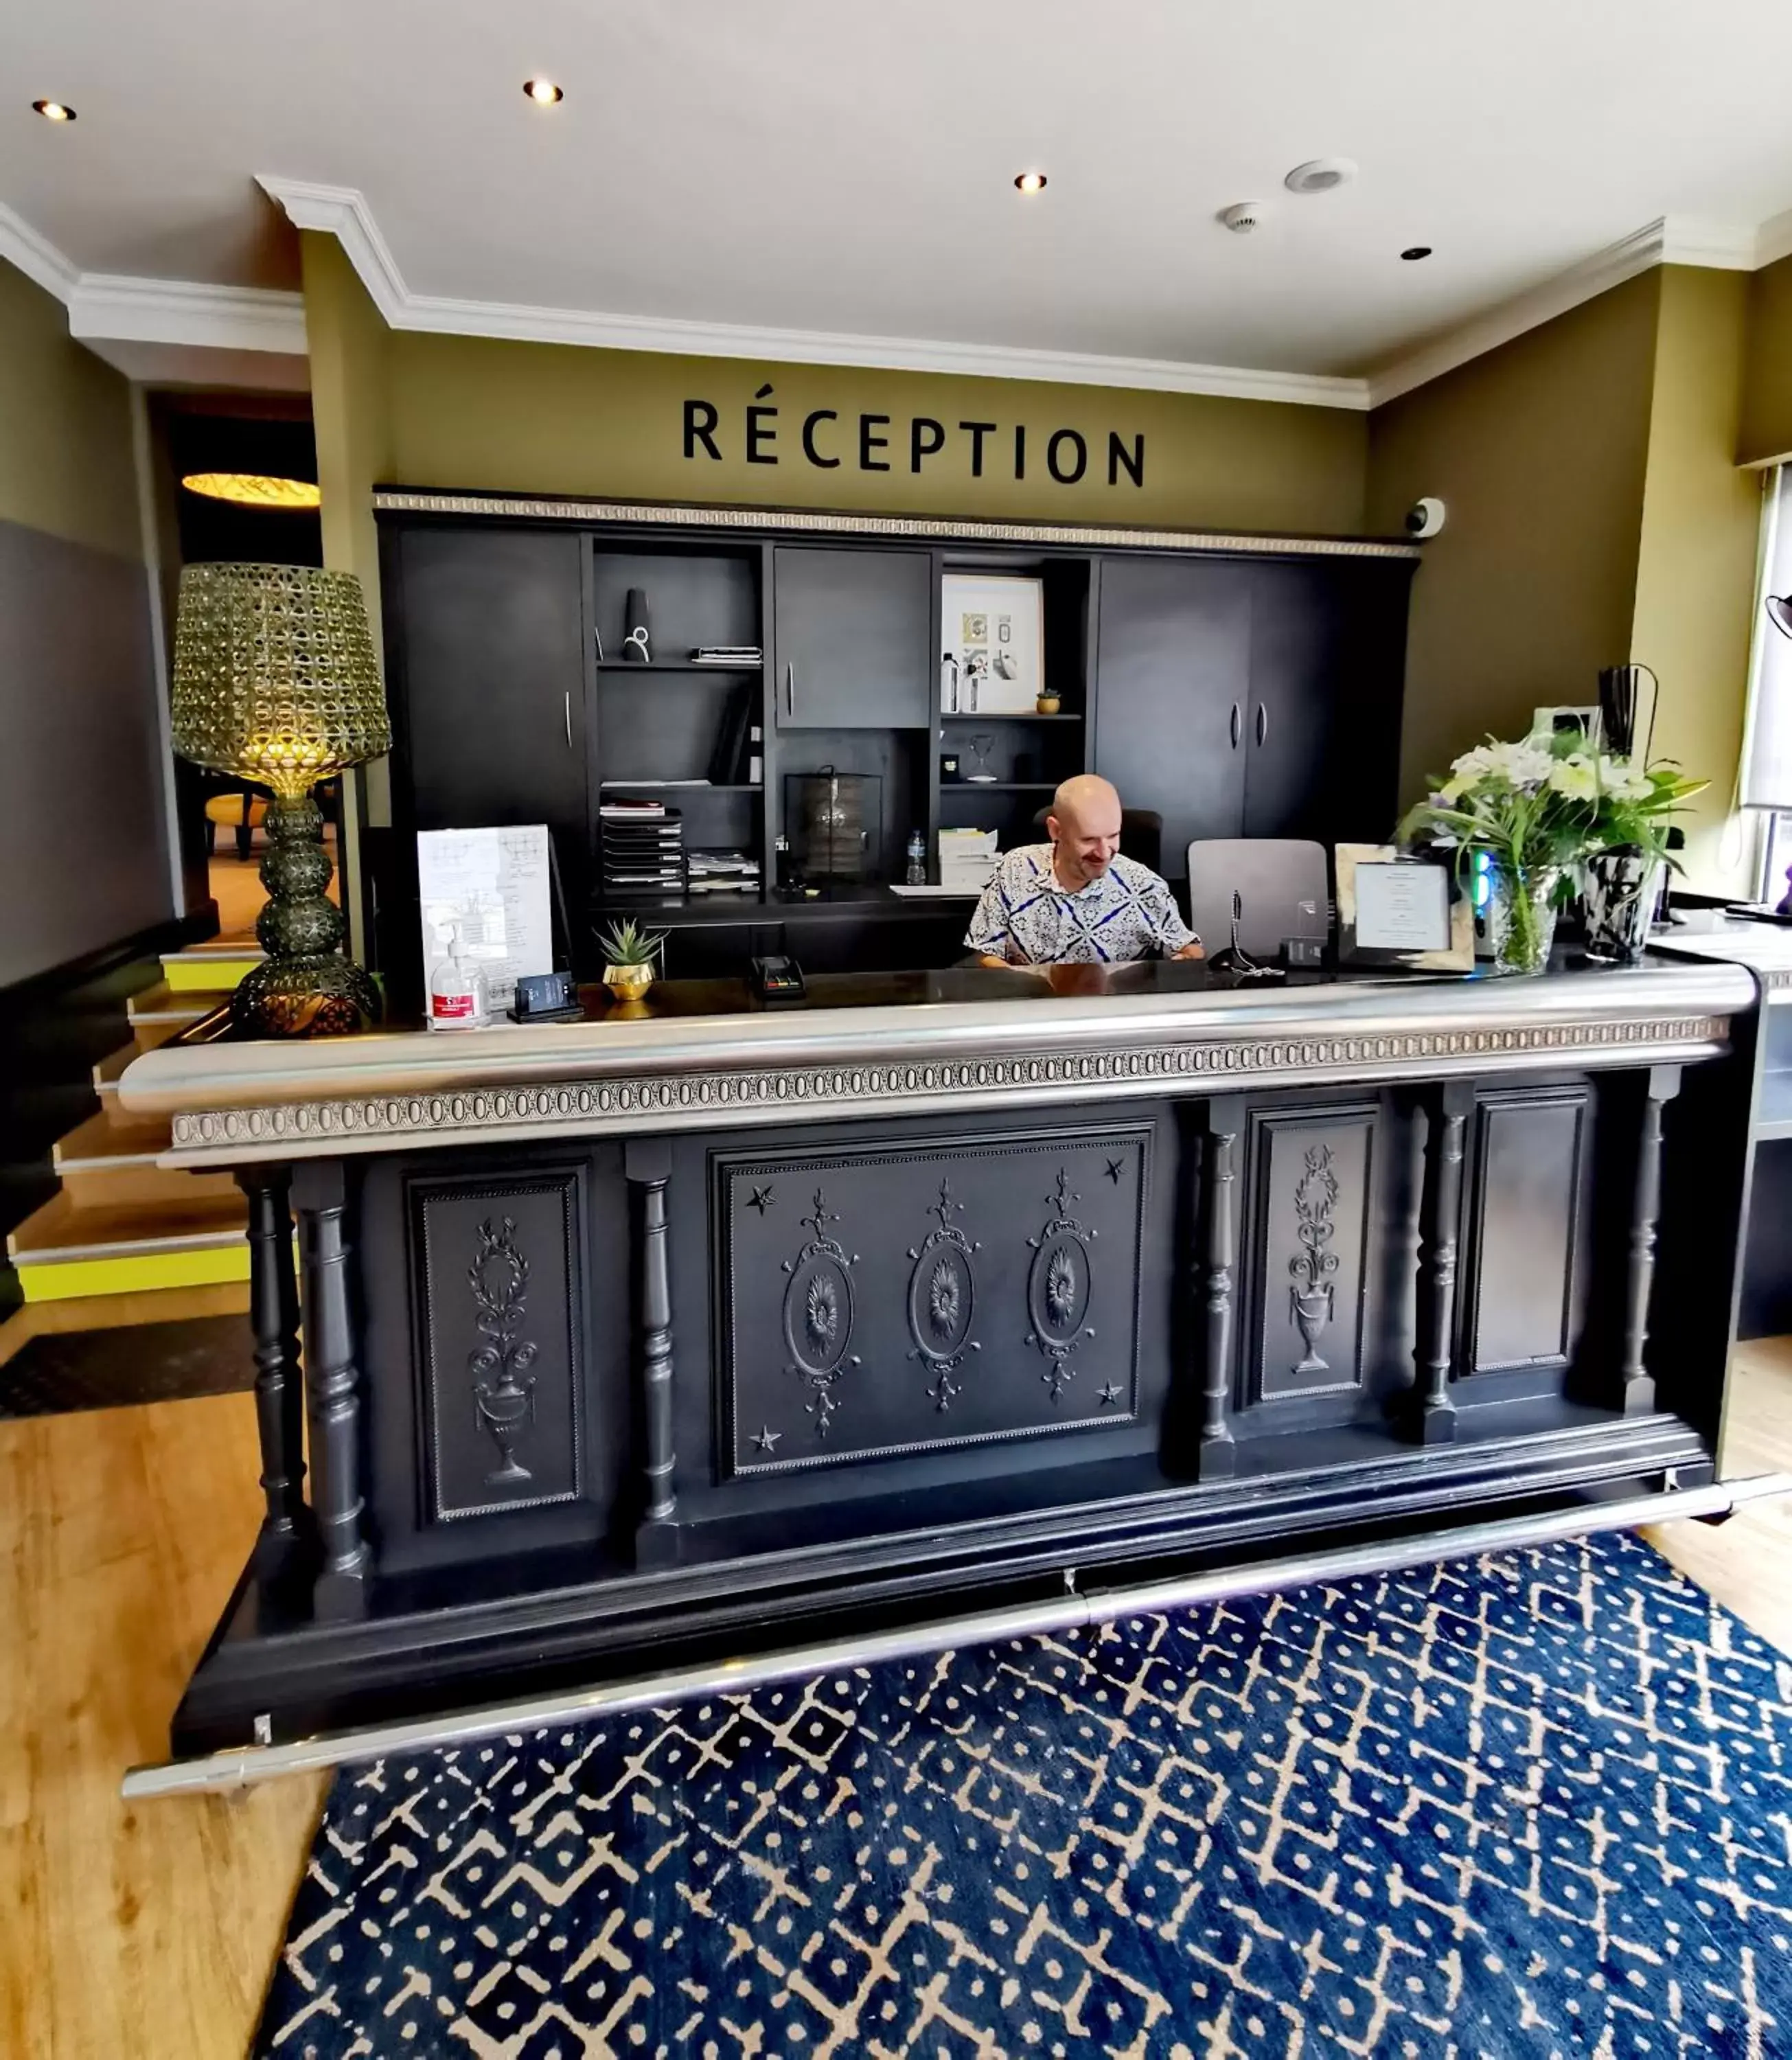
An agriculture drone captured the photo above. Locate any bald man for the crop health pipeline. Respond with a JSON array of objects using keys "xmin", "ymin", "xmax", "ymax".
[{"xmin": 965, "ymin": 775, "xmax": 1204, "ymax": 967}]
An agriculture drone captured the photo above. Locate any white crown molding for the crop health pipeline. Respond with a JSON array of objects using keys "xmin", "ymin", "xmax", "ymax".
[
  {"xmin": 1366, "ymin": 219, "xmax": 1674, "ymax": 409},
  {"xmin": 0, "ymin": 201, "xmax": 80, "ymax": 302},
  {"xmin": 1366, "ymin": 209, "xmax": 1792, "ymax": 409},
  {"xmin": 0, "ymin": 199, "xmax": 306, "ymax": 365},
  {"xmin": 257, "ymin": 175, "xmax": 1372, "ymax": 411},
  {"xmin": 1756, "ymin": 208, "xmax": 1792, "ymax": 271},
  {"xmin": 69, "ymin": 274, "xmax": 306, "ymax": 355},
  {"xmin": 1657, "ymin": 214, "xmax": 1762, "ymax": 270}
]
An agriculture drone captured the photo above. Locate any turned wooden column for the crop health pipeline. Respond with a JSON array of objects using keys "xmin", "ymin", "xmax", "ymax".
[
  {"xmin": 1195, "ymin": 1097, "xmax": 1244, "ymax": 1480},
  {"xmin": 235, "ymin": 1164, "xmax": 309, "ymax": 1577},
  {"xmin": 1410, "ymin": 1080, "xmax": 1473, "ymax": 1445},
  {"xmin": 1618, "ymin": 1065, "xmax": 1681, "ymax": 1417},
  {"xmin": 625, "ymin": 1138, "xmax": 679, "ymax": 1566},
  {"xmin": 292, "ymin": 1158, "xmax": 371, "ymax": 1621}
]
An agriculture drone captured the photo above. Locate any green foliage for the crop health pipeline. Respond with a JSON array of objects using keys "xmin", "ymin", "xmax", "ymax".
[
  {"xmin": 1399, "ymin": 726, "xmax": 1705, "ymax": 876},
  {"xmin": 596, "ymin": 917, "xmax": 666, "ymax": 969}
]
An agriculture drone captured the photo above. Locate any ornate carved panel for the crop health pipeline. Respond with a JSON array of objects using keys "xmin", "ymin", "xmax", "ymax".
[
  {"xmin": 1461, "ymin": 1087, "xmax": 1589, "ymax": 1378},
  {"xmin": 905, "ymin": 1178, "xmax": 981, "ymax": 1412},
  {"xmin": 719, "ymin": 1129, "xmax": 1147, "ymax": 1475},
  {"xmin": 409, "ymin": 1170, "xmax": 585, "ymax": 1522},
  {"xmin": 1240, "ymin": 1102, "xmax": 1377, "ymax": 1408}
]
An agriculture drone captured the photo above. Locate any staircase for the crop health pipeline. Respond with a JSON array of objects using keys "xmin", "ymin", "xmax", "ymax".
[{"xmin": 5, "ymin": 939, "xmax": 262, "ymax": 1304}]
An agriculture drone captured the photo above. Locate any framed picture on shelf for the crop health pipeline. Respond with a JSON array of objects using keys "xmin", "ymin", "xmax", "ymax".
[{"xmin": 942, "ymin": 574, "xmax": 1044, "ymax": 715}]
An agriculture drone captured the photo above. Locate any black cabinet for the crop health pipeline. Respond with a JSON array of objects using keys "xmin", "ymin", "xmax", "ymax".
[
  {"xmin": 1094, "ymin": 555, "xmax": 1412, "ymax": 878},
  {"xmin": 1092, "ymin": 558, "xmax": 1254, "ymax": 861},
  {"xmin": 772, "ymin": 547, "xmax": 931, "ymax": 730},
  {"xmin": 389, "ymin": 524, "xmax": 589, "ymax": 860},
  {"xmin": 1244, "ymin": 560, "xmax": 1410, "ymax": 849}
]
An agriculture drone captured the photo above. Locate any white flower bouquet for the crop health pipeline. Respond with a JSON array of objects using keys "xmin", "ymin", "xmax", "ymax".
[{"xmin": 1399, "ymin": 727, "xmax": 1705, "ymax": 972}]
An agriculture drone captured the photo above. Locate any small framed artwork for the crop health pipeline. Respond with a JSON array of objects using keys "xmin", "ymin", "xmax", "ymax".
[
  {"xmin": 942, "ymin": 574, "xmax": 1044, "ymax": 714},
  {"xmin": 1335, "ymin": 844, "xmax": 1475, "ymax": 972}
]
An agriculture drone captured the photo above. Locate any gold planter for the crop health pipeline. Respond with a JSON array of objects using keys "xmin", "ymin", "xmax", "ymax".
[{"xmin": 603, "ymin": 964, "xmax": 655, "ymax": 1004}]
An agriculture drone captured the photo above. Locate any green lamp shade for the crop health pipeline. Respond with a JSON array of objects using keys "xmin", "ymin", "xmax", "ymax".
[{"xmin": 170, "ymin": 562, "xmax": 389, "ymax": 797}]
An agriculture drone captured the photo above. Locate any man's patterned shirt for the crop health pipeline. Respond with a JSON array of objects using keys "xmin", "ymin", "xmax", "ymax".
[{"xmin": 963, "ymin": 845, "xmax": 1197, "ymax": 963}]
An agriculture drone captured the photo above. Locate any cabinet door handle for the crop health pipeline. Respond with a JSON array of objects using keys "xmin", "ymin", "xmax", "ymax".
[
  {"xmin": 785, "ymin": 663, "xmax": 795, "ymax": 720},
  {"xmin": 1255, "ymin": 701, "xmax": 1267, "ymax": 748},
  {"xmin": 564, "ymin": 691, "xmax": 573, "ymax": 749},
  {"xmin": 1229, "ymin": 702, "xmax": 1241, "ymax": 750}
]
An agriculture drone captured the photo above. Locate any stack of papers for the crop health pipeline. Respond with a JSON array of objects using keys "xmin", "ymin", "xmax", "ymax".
[
  {"xmin": 686, "ymin": 849, "xmax": 761, "ymax": 896},
  {"xmin": 939, "ymin": 827, "xmax": 1000, "ymax": 894},
  {"xmin": 691, "ymin": 645, "xmax": 763, "ymax": 665}
]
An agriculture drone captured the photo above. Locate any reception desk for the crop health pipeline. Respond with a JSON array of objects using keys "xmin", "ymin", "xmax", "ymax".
[{"xmin": 120, "ymin": 954, "xmax": 1771, "ymax": 1774}]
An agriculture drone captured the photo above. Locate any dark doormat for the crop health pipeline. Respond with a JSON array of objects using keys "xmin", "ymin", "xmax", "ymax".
[{"xmin": 0, "ymin": 1314, "xmax": 254, "ymax": 1417}]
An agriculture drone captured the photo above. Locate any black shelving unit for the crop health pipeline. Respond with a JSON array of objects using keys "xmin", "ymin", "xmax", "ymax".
[{"xmin": 378, "ymin": 510, "xmax": 1412, "ymax": 990}]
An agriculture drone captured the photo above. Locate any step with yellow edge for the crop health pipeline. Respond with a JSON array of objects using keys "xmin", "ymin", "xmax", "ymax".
[
  {"xmin": 159, "ymin": 932, "xmax": 264, "ymax": 994},
  {"xmin": 5, "ymin": 937, "xmax": 266, "ymax": 1301},
  {"xmin": 6, "ymin": 1190, "xmax": 249, "ymax": 1303}
]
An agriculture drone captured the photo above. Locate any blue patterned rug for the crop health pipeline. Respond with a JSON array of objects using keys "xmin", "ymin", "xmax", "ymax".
[{"xmin": 257, "ymin": 1531, "xmax": 1791, "ymax": 2058}]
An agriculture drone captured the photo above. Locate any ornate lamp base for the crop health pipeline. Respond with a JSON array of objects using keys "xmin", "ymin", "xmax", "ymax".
[{"xmin": 233, "ymin": 792, "xmax": 382, "ymax": 1039}]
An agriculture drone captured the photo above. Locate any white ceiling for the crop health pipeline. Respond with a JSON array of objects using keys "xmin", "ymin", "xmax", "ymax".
[{"xmin": 5, "ymin": 0, "xmax": 1792, "ymax": 398}]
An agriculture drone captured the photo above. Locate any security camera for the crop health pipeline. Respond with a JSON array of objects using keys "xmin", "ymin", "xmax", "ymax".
[{"xmin": 1405, "ymin": 496, "xmax": 1447, "ymax": 538}]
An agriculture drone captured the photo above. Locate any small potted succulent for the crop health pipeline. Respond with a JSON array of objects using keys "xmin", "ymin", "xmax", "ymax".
[{"xmin": 596, "ymin": 917, "xmax": 665, "ymax": 1004}]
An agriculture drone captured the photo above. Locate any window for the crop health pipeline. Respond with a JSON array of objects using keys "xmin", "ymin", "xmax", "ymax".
[{"xmin": 1741, "ymin": 464, "xmax": 1792, "ymax": 902}]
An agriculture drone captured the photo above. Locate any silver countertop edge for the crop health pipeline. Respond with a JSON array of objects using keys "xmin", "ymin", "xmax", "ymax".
[
  {"xmin": 119, "ymin": 963, "xmax": 1754, "ymax": 1166},
  {"xmin": 121, "ymin": 961, "xmax": 1754, "ymax": 1116}
]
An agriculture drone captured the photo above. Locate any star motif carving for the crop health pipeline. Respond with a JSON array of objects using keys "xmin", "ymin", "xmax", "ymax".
[
  {"xmin": 750, "ymin": 1426, "xmax": 782, "ymax": 1454},
  {"xmin": 1097, "ymin": 1382, "xmax": 1123, "ymax": 1406},
  {"xmin": 1104, "ymin": 1158, "xmax": 1125, "ymax": 1184},
  {"xmin": 746, "ymin": 1184, "xmax": 777, "ymax": 1215}
]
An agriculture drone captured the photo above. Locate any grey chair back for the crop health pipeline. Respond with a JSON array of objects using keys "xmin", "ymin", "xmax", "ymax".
[{"xmin": 1186, "ymin": 839, "xmax": 1330, "ymax": 956}]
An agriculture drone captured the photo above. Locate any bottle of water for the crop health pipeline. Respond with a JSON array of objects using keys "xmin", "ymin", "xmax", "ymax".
[{"xmin": 905, "ymin": 829, "xmax": 927, "ymax": 886}]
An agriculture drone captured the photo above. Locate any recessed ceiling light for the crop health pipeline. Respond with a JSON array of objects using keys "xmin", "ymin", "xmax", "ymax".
[
  {"xmin": 523, "ymin": 78, "xmax": 564, "ymax": 106},
  {"xmin": 1401, "ymin": 245, "xmax": 1433, "ymax": 261},
  {"xmin": 32, "ymin": 100, "xmax": 76, "ymax": 122},
  {"xmin": 1285, "ymin": 157, "xmax": 1355, "ymax": 194},
  {"xmin": 1014, "ymin": 170, "xmax": 1047, "ymax": 196},
  {"xmin": 181, "ymin": 472, "xmax": 321, "ymax": 511}
]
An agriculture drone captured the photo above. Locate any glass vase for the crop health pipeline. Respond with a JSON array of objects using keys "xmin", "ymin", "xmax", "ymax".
[
  {"xmin": 1484, "ymin": 858, "xmax": 1561, "ymax": 976},
  {"xmin": 1581, "ymin": 849, "xmax": 1662, "ymax": 965}
]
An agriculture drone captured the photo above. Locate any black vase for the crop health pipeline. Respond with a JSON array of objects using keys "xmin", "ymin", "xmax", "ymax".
[
  {"xmin": 623, "ymin": 588, "xmax": 651, "ymax": 663},
  {"xmin": 1582, "ymin": 849, "xmax": 1662, "ymax": 964}
]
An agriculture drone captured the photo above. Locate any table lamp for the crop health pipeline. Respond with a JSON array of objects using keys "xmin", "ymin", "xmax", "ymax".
[{"xmin": 171, "ymin": 562, "xmax": 391, "ymax": 1036}]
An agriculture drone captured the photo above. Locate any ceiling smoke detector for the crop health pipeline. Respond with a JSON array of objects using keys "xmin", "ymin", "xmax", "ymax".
[
  {"xmin": 1219, "ymin": 201, "xmax": 1268, "ymax": 235},
  {"xmin": 1285, "ymin": 157, "xmax": 1356, "ymax": 194}
]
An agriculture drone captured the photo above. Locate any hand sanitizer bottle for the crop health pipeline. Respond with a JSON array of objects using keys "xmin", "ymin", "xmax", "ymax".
[{"xmin": 428, "ymin": 921, "xmax": 487, "ymax": 1030}]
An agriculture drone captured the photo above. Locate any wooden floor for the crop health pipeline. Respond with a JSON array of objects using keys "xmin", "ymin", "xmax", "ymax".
[{"xmin": 1, "ymin": 1338, "xmax": 1789, "ymax": 2059}]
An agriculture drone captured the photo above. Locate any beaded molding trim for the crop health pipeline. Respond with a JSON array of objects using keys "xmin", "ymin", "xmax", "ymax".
[
  {"xmin": 372, "ymin": 491, "xmax": 1421, "ymax": 562},
  {"xmin": 168, "ymin": 1011, "xmax": 1729, "ymax": 1158}
]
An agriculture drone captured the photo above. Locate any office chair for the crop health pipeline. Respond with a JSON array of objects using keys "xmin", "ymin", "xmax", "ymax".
[{"xmin": 1186, "ymin": 840, "xmax": 1330, "ymax": 959}]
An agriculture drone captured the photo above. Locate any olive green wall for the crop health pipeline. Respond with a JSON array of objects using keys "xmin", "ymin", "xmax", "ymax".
[
  {"xmin": 0, "ymin": 254, "xmax": 142, "ymax": 560},
  {"xmin": 1740, "ymin": 251, "xmax": 1792, "ymax": 468},
  {"xmin": 380, "ymin": 333, "xmax": 1370, "ymax": 537},
  {"xmin": 1367, "ymin": 265, "xmax": 1765, "ymax": 899},
  {"xmin": 0, "ymin": 256, "xmax": 174, "ymax": 985},
  {"xmin": 301, "ymin": 233, "xmax": 396, "ymax": 911},
  {"xmin": 1366, "ymin": 271, "xmax": 1661, "ymax": 810},
  {"xmin": 1631, "ymin": 266, "xmax": 1763, "ymax": 897}
]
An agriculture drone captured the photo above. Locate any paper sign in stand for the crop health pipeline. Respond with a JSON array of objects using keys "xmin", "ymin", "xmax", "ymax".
[{"xmin": 417, "ymin": 825, "xmax": 555, "ymax": 1010}]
